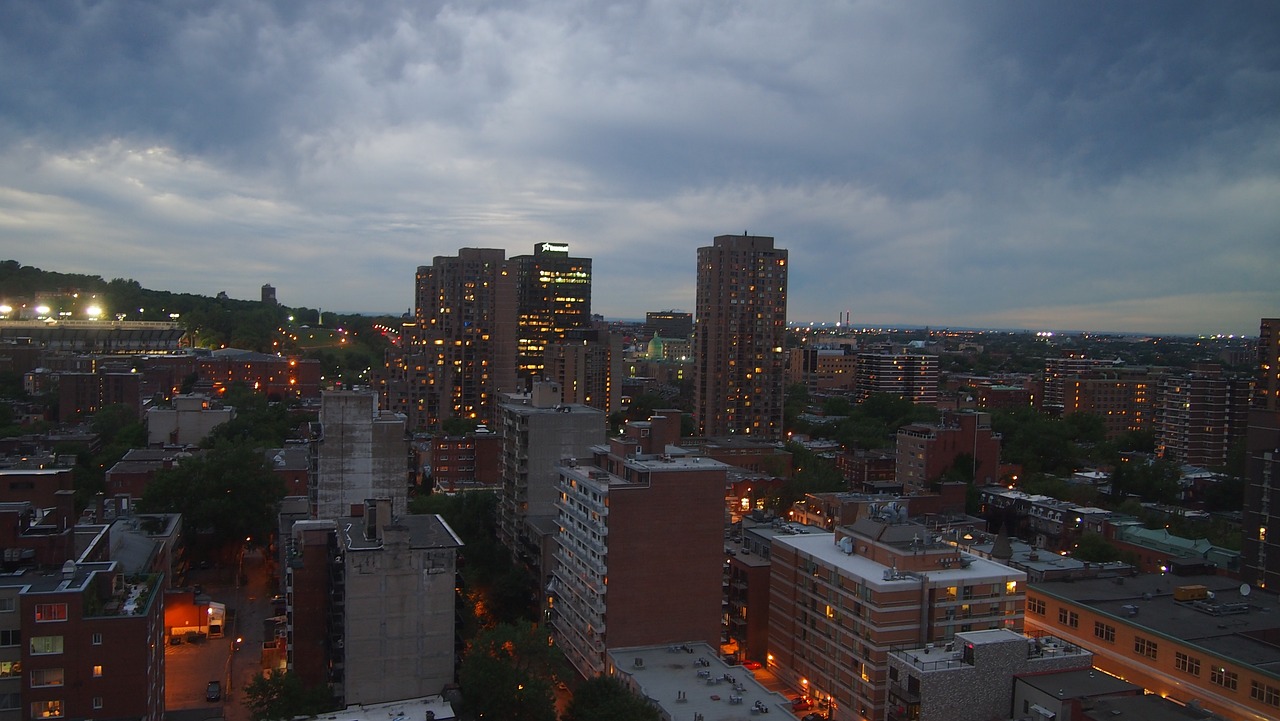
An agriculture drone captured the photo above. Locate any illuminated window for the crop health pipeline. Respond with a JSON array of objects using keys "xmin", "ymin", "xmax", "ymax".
[
  {"xmin": 34, "ymin": 604, "xmax": 67, "ymax": 622},
  {"xmin": 30, "ymin": 700, "xmax": 63, "ymax": 718},
  {"xmin": 92, "ymin": 664, "xmax": 103, "ymax": 678}
]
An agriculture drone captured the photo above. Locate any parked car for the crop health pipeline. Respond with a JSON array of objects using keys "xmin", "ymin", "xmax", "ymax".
[{"xmin": 206, "ymin": 681, "xmax": 222, "ymax": 702}]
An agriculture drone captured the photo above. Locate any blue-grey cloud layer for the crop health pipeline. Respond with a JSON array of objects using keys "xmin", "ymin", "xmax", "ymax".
[{"xmin": 1, "ymin": 1, "xmax": 1277, "ymax": 334}]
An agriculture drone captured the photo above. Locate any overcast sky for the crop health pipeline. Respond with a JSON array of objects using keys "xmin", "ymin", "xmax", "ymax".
[{"xmin": 2, "ymin": 2, "xmax": 1277, "ymax": 335}]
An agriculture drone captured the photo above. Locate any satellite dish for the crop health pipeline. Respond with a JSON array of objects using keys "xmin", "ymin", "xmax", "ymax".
[{"xmin": 1241, "ymin": 584, "xmax": 1252, "ymax": 597}]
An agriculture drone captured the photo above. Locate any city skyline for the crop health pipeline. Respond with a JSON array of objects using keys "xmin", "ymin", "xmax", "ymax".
[{"xmin": 1, "ymin": 2, "xmax": 1277, "ymax": 336}]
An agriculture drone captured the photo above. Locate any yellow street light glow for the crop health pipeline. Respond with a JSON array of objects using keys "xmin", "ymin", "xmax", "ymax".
[{"xmin": 85, "ymin": 305, "xmax": 103, "ymax": 318}]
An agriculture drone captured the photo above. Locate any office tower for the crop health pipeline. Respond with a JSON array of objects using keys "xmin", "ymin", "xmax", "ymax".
[
  {"xmin": 312, "ymin": 390, "xmax": 408, "ymax": 520},
  {"xmin": 497, "ymin": 380, "xmax": 607, "ymax": 577},
  {"xmin": 384, "ymin": 248, "xmax": 517, "ymax": 431},
  {"xmin": 644, "ymin": 310, "xmax": 693, "ymax": 340},
  {"xmin": 693, "ymin": 234, "xmax": 788, "ymax": 439},
  {"xmin": 550, "ymin": 413, "xmax": 728, "ymax": 678},
  {"xmin": 1243, "ymin": 318, "xmax": 1280, "ymax": 588},
  {"xmin": 1155, "ymin": 364, "xmax": 1252, "ymax": 468},
  {"xmin": 769, "ymin": 514, "xmax": 1025, "ymax": 721},
  {"xmin": 512, "ymin": 242, "xmax": 592, "ymax": 384}
]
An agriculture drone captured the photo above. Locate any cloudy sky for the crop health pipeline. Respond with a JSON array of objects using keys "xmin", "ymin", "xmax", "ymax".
[{"xmin": 2, "ymin": 2, "xmax": 1277, "ymax": 335}]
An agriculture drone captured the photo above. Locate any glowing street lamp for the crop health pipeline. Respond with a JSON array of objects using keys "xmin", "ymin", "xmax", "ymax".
[{"xmin": 85, "ymin": 305, "xmax": 103, "ymax": 319}]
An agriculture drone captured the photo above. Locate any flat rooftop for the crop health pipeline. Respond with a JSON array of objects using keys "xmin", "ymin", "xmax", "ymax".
[
  {"xmin": 1016, "ymin": 667, "xmax": 1141, "ymax": 700},
  {"xmin": 307, "ymin": 695, "xmax": 455, "ymax": 721},
  {"xmin": 1032, "ymin": 574, "xmax": 1280, "ymax": 672},
  {"xmin": 610, "ymin": 643, "xmax": 799, "ymax": 721},
  {"xmin": 773, "ymin": 531, "xmax": 1024, "ymax": 591}
]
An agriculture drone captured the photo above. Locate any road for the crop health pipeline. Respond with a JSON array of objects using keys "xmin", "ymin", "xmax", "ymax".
[{"xmin": 165, "ymin": 547, "xmax": 275, "ymax": 721}]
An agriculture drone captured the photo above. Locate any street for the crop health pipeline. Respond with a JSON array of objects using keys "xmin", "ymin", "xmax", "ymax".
[{"xmin": 166, "ymin": 546, "xmax": 275, "ymax": 721}]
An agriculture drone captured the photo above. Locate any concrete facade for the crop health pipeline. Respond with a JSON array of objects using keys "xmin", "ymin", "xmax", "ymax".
[
  {"xmin": 313, "ymin": 391, "xmax": 408, "ymax": 520},
  {"xmin": 497, "ymin": 382, "xmax": 606, "ymax": 574},
  {"xmin": 339, "ymin": 506, "xmax": 462, "ymax": 706},
  {"xmin": 146, "ymin": 394, "xmax": 234, "ymax": 446}
]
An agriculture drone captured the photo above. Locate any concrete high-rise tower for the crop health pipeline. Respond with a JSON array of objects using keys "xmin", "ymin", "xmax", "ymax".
[{"xmin": 693, "ymin": 234, "xmax": 788, "ymax": 439}]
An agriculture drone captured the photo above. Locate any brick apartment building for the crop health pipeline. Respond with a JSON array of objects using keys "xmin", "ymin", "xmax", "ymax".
[{"xmin": 551, "ymin": 412, "xmax": 728, "ymax": 678}]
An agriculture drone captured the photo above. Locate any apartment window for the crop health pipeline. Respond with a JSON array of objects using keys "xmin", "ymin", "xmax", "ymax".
[
  {"xmin": 92, "ymin": 664, "xmax": 103, "ymax": 678},
  {"xmin": 30, "ymin": 668, "xmax": 64, "ymax": 687},
  {"xmin": 34, "ymin": 604, "xmax": 67, "ymax": 623},
  {"xmin": 1057, "ymin": 608, "xmax": 1079, "ymax": 628},
  {"xmin": 0, "ymin": 693, "xmax": 17, "ymax": 710},
  {"xmin": 1175, "ymin": 652, "xmax": 1200, "ymax": 676},
  {"xmin": 30, "ymin": 700, "xmax": 63, "ymax": 718},
  {"xmin": 0, "ymin": 598, "xmax": 13, "ymax": 612},
  {"xmin": 0, "ymin": 662, "xmax": 18, "ymax": 678},
  {"xmin": 1134, "ymin": 636, "xmax": 1158, "ymax": 660},
  {"xmin": 1094, "ymin": 622, "xmax": 1115, "ymax": 643},
  {"xmin": 1252, "ymin": 681, "xmax": 1280, "ymax": 708},
  {"xmin": 29, "ymin": 636, "xmax": 63, "ymax": 655},
  {"xmin": 0, "ymin": 630, "xmax": 18, "ymax": 647},
  {"xmin": 91, "ymin": 633, "xmax": 102, "ymax": 645},
  {"xmin": 1027, "ymin": 598, "xmax": 1045, "ymax": 616},
  {"xmin": 1211, "ymin": 666, "xmax": 1238, "ymax": 691},
  {"xmin": 92, "ymin": 698, "xmax": 103, "ymax": 710}
]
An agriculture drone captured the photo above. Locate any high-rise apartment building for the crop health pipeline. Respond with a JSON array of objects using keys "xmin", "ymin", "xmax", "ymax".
[
  {"xmin": 312, "ymin": 390, "xmax": 409, "ymax": 520},
  {"xmin": 1042, "ymin": 355, "xmax": 1117, "ymax": 413},
  {"xmin": 379, "ymin": 248, "xmax": 517, "ymax": 431},
  {"xmin": 855, "ymin": 352, "xmax": 938, "ymax": 406},
  {"xmin": 542, "ymin": 326, "xmax": 623, "ymax": 414},
  {"xmin": 550, "ymin": 413, "xmax": 728, "ymax": 678},
  {"xmin": 498, "ymin": 381, "xmax": 607, "ymax": 578},
  {"xmin": 1058, "ymin": 366, "xmax": 1162, "ymax": 438},
  {"xmin": 1155, "ymin": 365, "xmax": 1252, "ymax": 469},
  {"xmin": 1243, "ymin": 318, "xmax": 1280, "ymax": 589},
  {"xmin": 284, "ymin": 501, "xmax": 462, "ymax": 707},
  {"xmin": 512, "ymin": 242, "xmax": 592, "ymax": 383},
  {"xmin": 693, "ymin": 234, "xmax": 788, "ymax": 439}
]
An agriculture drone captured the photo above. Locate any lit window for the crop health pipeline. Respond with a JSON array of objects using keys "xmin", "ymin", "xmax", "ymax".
[{"xmin": 34, "ymin": 604, "xmax": 67, "ymax": 623}]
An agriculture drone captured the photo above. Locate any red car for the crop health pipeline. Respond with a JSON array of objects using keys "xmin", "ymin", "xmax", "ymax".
[{"xmin": 743, "ymin": 660, "xmax": 763, "ymax": 670}]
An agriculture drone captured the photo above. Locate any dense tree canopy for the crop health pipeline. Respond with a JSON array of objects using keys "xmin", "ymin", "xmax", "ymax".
[
  {"xmin": 458, "ymin": 623, "xmax": 561, "ymax": 721},
  {"xmin": 138, "ymin": 442, "xmax": 285, "ymax": 551},
  {"xmin": 564, "ymin": 676, "xmax": 661, "ymax": 721},
  {"xmin": 243, "ymin": 670, "xmax": 334, "ymax": 721}
]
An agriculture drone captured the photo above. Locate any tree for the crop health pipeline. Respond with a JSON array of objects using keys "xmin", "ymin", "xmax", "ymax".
[
  {"xmin": 243, "ymin": 670, "xmax": 334, "ymax": 721},
  {"xmin": 458, "ymin": 624, "xmax": 561, "ymax": 721},
  {"xmin": 137, "ymin": 443, "xmax": 285, "ymax": 552},
  {"xmin": 564, "ymin": 675, "xmax": 661, "ymax": 721},
  {"xmin": 1072, "ymin": 532, "xmax": 1121, "ymax": 563}
]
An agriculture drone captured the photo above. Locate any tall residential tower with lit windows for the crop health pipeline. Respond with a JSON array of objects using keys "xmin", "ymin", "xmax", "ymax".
[{"xmin": 693, "ymin": 234, "xmax": 788, "ymax": 439}]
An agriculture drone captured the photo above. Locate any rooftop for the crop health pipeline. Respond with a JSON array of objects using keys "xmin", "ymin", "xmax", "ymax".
[
  {"xmin": 771, "ymin": 531, "xmax": 1024, "ymax": 590},
  {"xmin": 1016, "ymin": 667, "xmax": 1141, "ymax": 700},
  {"xmin": 1032, "ymin": 574, "xmax": 1280, "ymax": 673},
  {"xmin": 307, "ymin": 695, "xmax": 455, "ymax": 721},
  {"xmin": 892, "ymin": 630, "xmax": 1090, "ymax": 674},
  {"xmin": 609, "ymin": 642, "xmax": 799, "ymax": 721}
]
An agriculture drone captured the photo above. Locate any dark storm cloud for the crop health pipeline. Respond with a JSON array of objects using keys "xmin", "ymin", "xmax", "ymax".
[{"xmin": 0, "ymin": 1, "xmax": 1276, "ymax": 334}]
